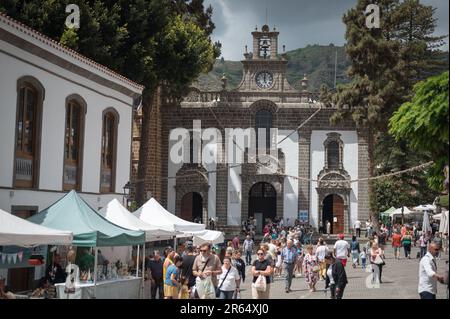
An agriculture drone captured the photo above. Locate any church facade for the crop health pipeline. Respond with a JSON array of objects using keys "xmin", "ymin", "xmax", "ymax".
[{"xmin": 134, "ymin": 25, "xmax": 370, "ymax": 235}]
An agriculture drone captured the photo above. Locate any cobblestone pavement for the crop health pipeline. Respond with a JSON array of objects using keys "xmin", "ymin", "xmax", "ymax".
[{"xmin": 238, "ymin": 245, "xmax": 449, "ymax": 299}]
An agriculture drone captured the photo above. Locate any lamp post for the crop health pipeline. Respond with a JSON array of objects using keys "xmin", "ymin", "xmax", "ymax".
[{"xmin": 123, "ymin": 181, "xmax": 132, "ymax": 207}]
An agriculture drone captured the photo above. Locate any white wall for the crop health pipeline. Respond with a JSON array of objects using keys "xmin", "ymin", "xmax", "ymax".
[
  {"xmin": 0, "ymin": 189, "xmax": 124, "ymax": 213},
  {"xmin": 310, "ymin": 131, "xmax": 359, "ymax": 229},
  {"xmin": 167, "ymin": 133, "xmax": 184, "ymax": 213},
  {"xmin": 167, "ymin": 132, "xmax": 218, "ymax": 218},
  {"xmin": 203, "ymin": 143, "xmax": 217, "ymax": 219},
  {"xmin": 227, "ymin": 164, "xmax": 242, "ymax": 226},
  {"xmin": 0, "ymin": 51, "xmax": 16, "ymax": 188},
  {"xmin": 0, "ymin": 40, "xmax": 133, "ymax": 194},
  {"xmin": 278, "ymin": 130, "xmax": 299, "ymax": 222}
]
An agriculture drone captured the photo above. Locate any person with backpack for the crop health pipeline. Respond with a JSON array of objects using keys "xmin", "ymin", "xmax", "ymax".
[{"xmin": 350, "ymin": 235, "xmax": 361, "ymax": 268}]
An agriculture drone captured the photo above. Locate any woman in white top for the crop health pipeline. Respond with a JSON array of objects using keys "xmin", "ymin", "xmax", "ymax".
[{"xmin": 217, "ymin": 256, "xmax": 240, "ymax": 299}]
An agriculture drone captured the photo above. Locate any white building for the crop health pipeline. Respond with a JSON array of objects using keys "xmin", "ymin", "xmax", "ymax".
[{"xmin": 0, "ymin": 13, "xmax": 143, "ymax": 291}]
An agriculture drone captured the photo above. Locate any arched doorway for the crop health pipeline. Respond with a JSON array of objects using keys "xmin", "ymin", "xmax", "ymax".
[
  {"xmin": 181, "ymin": 192, "xmax": 203, "ymax": 223},
  {"xmin": 322, "ymin": 194, "xmax": 344, "ymax": 234},
  {"xmin": 249, "ymin": 182, "xmax": 276, "ymax": 233}
]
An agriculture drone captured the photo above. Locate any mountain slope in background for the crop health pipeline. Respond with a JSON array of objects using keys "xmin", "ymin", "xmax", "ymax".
[
  {"xmin": 193, "ymin": 44, "xmax": 449, "ymax": 92},
  {"xmin": 193, "ymin": 44, "xmax": 351, "ymax": 92}
]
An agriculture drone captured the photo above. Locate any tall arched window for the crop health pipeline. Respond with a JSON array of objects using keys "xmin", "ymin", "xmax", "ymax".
[
  {"xmin": 63, "ymin": 97, "xmax": 85, "ymax": 190},
  {"xmin": 324, "ymin": 133, "xmax": 343, "ymax": 170},
  {"xmin": 100, "ymin": 109, "xmax": 118, "ymax": 193},
  {"xmin": 255, "ymin": 110, "xmax": 272, "ymax": 149},
  {"xmin": 327, "ymin": 141, "xmax": 340, "ymax": 169},
  {"xmin": 14, "ymin": 77, "xmax": 44, "ymax": 188}
]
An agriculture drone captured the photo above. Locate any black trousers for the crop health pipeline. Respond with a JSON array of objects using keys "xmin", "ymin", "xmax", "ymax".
[
  {"xmin": 419, "ymin": 291, "xmax": 436, "ymax": 299},
  {"xmin": 330, "ymin": 284, "xmax": 345, "ymax": 299},
  {"xmin": 356, "ymin": 228, "xmax": 361, "ymax": 237},
  {"xmin": 151, "ymin": 279, "xmax": 164, "ymax": 299}
]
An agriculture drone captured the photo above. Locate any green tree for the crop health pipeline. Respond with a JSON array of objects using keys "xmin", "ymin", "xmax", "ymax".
[
  {"xmin": 321, "ymin": 0, "xmax": 447, "ymax": 229},
  {"xmin": 389, "ymin": 71, "xmax": 449, "ymax": 191}
]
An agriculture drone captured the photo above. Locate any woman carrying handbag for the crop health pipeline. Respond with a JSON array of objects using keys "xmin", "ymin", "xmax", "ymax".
[
  {"xmin": 251, "ymin": 249, "xmax": 272, "ymax": 299},
  {"xmin": 217, "ymin": 257, "xmax": 240, "ymax": 299},
  {"xmin": 370, "ymin": 242, "xmax": 385, "ymax": 284}
]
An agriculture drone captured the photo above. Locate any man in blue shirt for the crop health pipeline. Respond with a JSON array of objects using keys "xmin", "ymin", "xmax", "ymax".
[{"xmin": 281, "ymin": 239, "xmax": 298, "ymax": 293}]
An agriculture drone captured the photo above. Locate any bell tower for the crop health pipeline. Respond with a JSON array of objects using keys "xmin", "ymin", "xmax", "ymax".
[
  {"xmin": 238, "ymin": 24, "xmax": 296, "ymax": 93},
  {"xmin": 252, "ymin": 24, "xmax": 279, "ymax": 60}
]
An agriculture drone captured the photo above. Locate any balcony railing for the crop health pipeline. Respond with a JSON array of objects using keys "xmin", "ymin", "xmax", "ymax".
[{"xmin": 15, "ymin": 157, "xmax": 33, "ymax": 181}]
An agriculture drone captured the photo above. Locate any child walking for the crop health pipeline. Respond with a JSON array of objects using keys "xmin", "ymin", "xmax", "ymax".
[{"xmin": 360, "ymin": 247, "xmax": 367, "ymax": 270}]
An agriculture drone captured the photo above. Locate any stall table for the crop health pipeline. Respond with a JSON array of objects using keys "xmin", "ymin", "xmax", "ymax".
[{"xmin": 55, "ymin": 276, "xmax": 141, "ymax": 299}]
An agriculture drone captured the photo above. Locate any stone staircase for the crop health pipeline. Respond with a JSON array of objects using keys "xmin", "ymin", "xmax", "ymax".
[
  {"xmin": 215, "ymin": 227, "xmax": 371, "ymax": 245},
  {"xmin": 216, "ymin": 225, "xmax": 243, "ymax": 241},
  {"xmin": 311, "ymin": 233, "xmax": 371, "ymax": 245}
]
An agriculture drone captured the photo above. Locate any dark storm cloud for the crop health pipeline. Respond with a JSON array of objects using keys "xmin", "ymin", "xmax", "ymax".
[{"xmin": 205, "ymin": 0, "xmax": 449, "ymax": 60}]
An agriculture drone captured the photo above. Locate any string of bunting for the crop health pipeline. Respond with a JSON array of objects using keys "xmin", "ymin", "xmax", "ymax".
[
  {"xmin": 277, "ymin": 161, "xmax": 435, "ymax": 183},
  {"xmin": 164, "ymin": 160, "xmax": 434, "ymax": 183},
  {"xmin": 0, "ymin": 251, "xmax": 24, "ymax": 264}
]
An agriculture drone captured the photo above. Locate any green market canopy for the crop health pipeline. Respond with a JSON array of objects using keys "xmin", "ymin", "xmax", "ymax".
[
  {"xmin": 380, "ymin": 207, "xmax": 396, "ymax": 217},
  {"xmin": 28, "ymin": 191, "xmax": 145, "ymax": 247}
]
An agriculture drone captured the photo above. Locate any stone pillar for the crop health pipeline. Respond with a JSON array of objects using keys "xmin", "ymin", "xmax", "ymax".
[
  {"xmin": 252, "ymin": 32, "xmax": 260, "ymax": 59},
  {"xmin": 147, "ymin": 87, "xmax": 164, "ymax": 202},
  {"xmin": 357, "ymin": 131, "xmax": 370, "ymax": 223},
  {"xmin": 270, "ymin": 33, "xmax": 279, "ymax": 59},
  {"xmin": 298, "ymin": 130, "xmax": 311, "ymax": 224},
  {"xmin": 215, "ymin": 163, "xmax": 228, "ymax": 228}
]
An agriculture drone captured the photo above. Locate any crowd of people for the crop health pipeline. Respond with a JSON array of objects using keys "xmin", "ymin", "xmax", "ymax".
[{"xmin": 142, "ymin": 215, "xmax": 448, "ymax": 300}]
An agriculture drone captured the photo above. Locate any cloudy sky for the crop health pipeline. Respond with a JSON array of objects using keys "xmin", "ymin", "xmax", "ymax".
[{"xmin": 204, "ymin": 0, "xmax": 449, "ymax": 61}]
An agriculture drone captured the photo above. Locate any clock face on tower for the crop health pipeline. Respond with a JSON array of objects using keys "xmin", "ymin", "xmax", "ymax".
[{"xmin": 255, "ymin": 71, "xmax": 274, "ymax": 89}]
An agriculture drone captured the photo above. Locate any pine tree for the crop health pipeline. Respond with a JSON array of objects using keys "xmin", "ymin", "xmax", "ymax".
[{"xmin": 321, "ymin": 0, "xmax": 447, "ymax": 229}]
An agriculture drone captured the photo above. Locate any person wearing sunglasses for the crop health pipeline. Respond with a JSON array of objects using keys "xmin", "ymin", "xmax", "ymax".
[
  {"xmin": 251, "ymin": 249, "xmax": 272, "ymax": 299},
  {"xmin": 418, "ymin": 241, "xmax": 445, "ymax": 299},
  {"xmin": 192, "ymin": 243, "xmax": 222, "ymax": 297}
]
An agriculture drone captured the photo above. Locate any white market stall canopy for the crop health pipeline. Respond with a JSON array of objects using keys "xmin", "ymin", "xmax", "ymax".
[
  {"xmin": 98, "ymin": 199, "xmax": 179, "ymax": 242},
  {"xmin": 388, "ymin": 206, "xmax": 413, "ymax": 217},
  {"xmin": 133, "ymin": 198, "xmax": 206, "ymax": 233},
  {"xmin": 413, "ymin": 204, "xmax": 436, "ymax": 212},
  {"xmin": 192, "ymin": 230, "xmax": 225, "ymax": 246},
  {"xmin": 0, "ymin": 208, "xmax": 73, "ymax": 247}
]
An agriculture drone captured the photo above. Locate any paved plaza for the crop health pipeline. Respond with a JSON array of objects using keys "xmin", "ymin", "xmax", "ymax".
[{"xmin": 237, "ymin": 245, "xmax": 449, "ymax": 299}]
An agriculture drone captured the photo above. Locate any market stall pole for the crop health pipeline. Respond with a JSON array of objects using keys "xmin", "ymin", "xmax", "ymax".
[
  {"xmin": 93, "ymin": 248, "xmax": 98, "ymax": 299},
  {"xmin": 136, "ymin": 245, "xmax": 140, "ymax": 277},
  {"xmin": 141, "ymin": 244, "xmax": 145, "ymax": 299}
]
